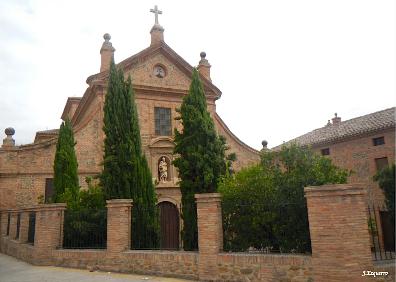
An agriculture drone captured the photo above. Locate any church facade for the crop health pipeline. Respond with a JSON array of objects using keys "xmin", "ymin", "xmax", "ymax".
[{"xmin": 0, "ymin": 15, "xmax": 260, "ymax": 212}]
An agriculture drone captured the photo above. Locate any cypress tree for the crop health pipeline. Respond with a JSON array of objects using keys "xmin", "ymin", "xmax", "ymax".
[
  {"xmin": 53, "ymin": 118, "xmax": 79, "ymax": 203},
  {"xmin": 101, "ymin": 62, "xmax": 159, "ymax": 248},
  {"xmin": 173, "ymin": 68, "xmax": 228, "ymax": 250}
]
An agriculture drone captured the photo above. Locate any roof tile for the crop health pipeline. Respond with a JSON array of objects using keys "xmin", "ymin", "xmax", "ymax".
[{"xmin": 273, "ymin": 107, "xmax": 395, "ymax": 150}]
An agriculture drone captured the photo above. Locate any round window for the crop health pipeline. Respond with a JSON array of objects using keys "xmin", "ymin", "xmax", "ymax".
[{"xmin": 153, "ymin": 65, "xmax": 166, "ymax": 78}]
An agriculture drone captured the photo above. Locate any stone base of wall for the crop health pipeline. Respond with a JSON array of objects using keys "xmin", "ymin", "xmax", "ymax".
[
  {"xmin": 217, "ymin": 253, "xmax": 312, "ymax": 282},
  {"xmin": 0, "ymin": 236, "xmax": 313, "ymax": 281},
  {"xmin": 0, "ymin": 237, "xmax": 35, "ymax": 263},
  {"xmin": 52, "ymin": 250, "xmax": 199, "ymax": 280}
]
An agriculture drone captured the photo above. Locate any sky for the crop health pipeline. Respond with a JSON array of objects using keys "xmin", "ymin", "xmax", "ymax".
[{"xmin": 0, "ymin": 0, "xmax": 394, "ymax": 150}]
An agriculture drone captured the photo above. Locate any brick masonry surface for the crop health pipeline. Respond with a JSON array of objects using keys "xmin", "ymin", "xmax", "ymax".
[
  {"xmin": 106, "ymin": 200, "xmax": 132, "ymax": 253},
  {"xmin": 305, "ymin": 184, "xmax": 374, "ymax": 282},
  {"xmin": 0, "ymin": 187, "xmax": 382, "ymax": 282},
  {"xmin": 0, "ymin": 39, "xmax": 260, "ymax": 211},
  {"xmin": 311, "ymin": 129, "xmax": 395, "ymax": 206},
  {"xmin": 196, "ymin": 193, "xmax": 224, "ymax": 281},
  {"xmin": 0, "ymin": 200, "xmax": 314, "ymax": 282},
  {"xmin": 0, "ymin": 237, "xmax": 314, "ymax": 282},
  {"xmin": 217, "ymin": 253, "xmax": 312, "ymax": 282}
]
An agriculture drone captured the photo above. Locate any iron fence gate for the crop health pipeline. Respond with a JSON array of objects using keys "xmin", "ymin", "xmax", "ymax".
[
  {"xmin": 27, "ymin": 212, "xmax": 36, "ymax": 244},
  {"xmin": 368, "ymin": 205, "xmax": 395, "ymax": 261}
]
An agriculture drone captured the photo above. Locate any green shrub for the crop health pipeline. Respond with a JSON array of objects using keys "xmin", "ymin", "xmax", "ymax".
[{"xmin": 219, "ymin": 144, "xmax": 349, "ymax": 253}]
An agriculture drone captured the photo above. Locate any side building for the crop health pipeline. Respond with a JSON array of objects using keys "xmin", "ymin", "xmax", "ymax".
[
  {"xmin": 273, "ymin": 108, "xmax": 395, "ymax": 206},
  {"xmin": 273, "ymin": 107, "xmax": 395, "ymax": 252}
]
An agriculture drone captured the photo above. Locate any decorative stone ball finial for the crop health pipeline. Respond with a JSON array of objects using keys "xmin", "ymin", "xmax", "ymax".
[
  {"xmin": 5, "ymin": 127, "xmax": 15, "ymax": 137},
  {"xmin": 334, "ymin": 113, "xmax": 337, "ymax": 117},
  {"xmin": 199, "ymin": 51, "xmax": 210, "ymax": 66},
  {"xmin": 103, "ymin": 33, "xmax": 111, "ymax": 42},
  {"xmin": 3, "ymin": 127, "xmax": 15, "ymax": 148},
  {"xmin": 197, "ymin": 51, "xmax": 211, "ymax": 81}
]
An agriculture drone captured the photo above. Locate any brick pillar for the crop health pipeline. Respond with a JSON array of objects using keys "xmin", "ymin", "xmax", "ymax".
[
  {"xmin": 100, "ymin": 33, "xmax": 115, "ymax": 72},
  {"xmin": 195, "ymin": 193, "xmax": 223, "ymax": 281},
  {"xmin": 8, "ymin": 210, "xmax": 18, "ymax": 239},
  {"xmin": 0, "ymin": 211, "xmax": 9, "ymax": 236},
  {"xmin": 305, "ymin": 184, "xmax": 373, "ymax": 282},
  {"xmin": 34, "ymin": 204, "xmax": 66, "ymax": 255},
  {"xmin": 0, "ymin": 210, "xmax": 8, "ymax": 252},
  {"xmin": 197, "ymin": 52, "xmax": 211, "ymax": 82},
  {"xmin": 19, "ymin": 210, "xmax": 30, "ymax": 243},
  {"xmin": 106, "ymin": 199, "xmax": 133, "ymax": 253}
]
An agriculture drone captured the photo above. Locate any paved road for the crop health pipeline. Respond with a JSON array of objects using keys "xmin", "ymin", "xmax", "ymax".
[{"xmin": 0, "ymin": 253, "xmax": 193, "ymax": 282}]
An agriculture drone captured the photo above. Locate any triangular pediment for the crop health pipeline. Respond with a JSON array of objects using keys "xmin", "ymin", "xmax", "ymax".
[
  {"xmin": 87, "ymin": 42, "xmax": 221, "ymax": 98},
  {"xmin": 125, "ymin": 51, "xmax": 192, "ymax": 91}
]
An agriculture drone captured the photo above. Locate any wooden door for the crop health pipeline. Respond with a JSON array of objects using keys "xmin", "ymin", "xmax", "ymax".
[{"xmin": 159, "ymin": 201, "xmax": 179, "ymax": 250}]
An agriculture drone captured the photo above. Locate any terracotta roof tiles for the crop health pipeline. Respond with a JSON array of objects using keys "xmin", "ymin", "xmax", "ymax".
[{"xmin": 273, "ymin": 107, "xmax": 395, "ymax": 150}]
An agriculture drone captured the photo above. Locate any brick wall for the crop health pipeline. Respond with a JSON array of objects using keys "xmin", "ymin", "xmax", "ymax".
[
  {"xmin": 305, "ymin": 184, "xmax": 373, "ymax": 282},
  {"xmin": 196, "ymin": 193, "xmax": 223, "ymax": 280},
  {"xmin": 1, "ymin": 201, "xmax": 313, "ymax": 282},
  {"xmin": 217, "ymin": 253, "xmax": 312, "ymax": 281},
  {"xmin": 0, "ymin": 83, "xmax": 259, "ymax": 210},
  {"xmin": 0, "ymin": 48, "xmax": 261, "ymax": 211},
  {"xmin": 312, "ymin": 129, "xmax": 395, "ymax": 205},
  {"xmin": 106, "ymin": 199, "xmax": 132, "ymax": 252},
  {"xmin": 51, "ymin": 250, "xmax": 199, "ymax": 280},
  {"xmin": 0, "ymin": 233, "xmax": 313, "ymax": 281},
  {"xmin": 2, "ymin": 185, "xmax": 383, "ymax": 281}
]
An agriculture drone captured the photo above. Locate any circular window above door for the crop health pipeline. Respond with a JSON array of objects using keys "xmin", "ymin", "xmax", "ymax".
[{"xmin": 153, "ymin": 65, "xmax": 166, "ymax": 78}]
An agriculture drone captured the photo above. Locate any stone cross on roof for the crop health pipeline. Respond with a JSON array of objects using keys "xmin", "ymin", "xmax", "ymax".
[{"xmin": 150, "ymin": 5, "xmax": 162, "ymax": 25}]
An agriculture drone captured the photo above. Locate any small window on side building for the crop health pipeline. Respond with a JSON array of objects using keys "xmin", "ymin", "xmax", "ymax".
[
  {"xmin": 45, "ymin": 178, "xmax": 54, "ymax": 203},
  {"xmin": 375, "ymin": 157, "xmax": 388, "ymax": 172},
  {"xmin": 373, "ymin": 137, "xmax": 385, "ymax": 146},
  {"xmin": 321, "ymin": 148, "xmax": 330, "ymax": 156}
]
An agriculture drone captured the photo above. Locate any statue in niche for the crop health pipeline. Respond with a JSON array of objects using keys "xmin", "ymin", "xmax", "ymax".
[{"xmin": 158, "ymin": 157, "xmax": 168, "ymax": 183}]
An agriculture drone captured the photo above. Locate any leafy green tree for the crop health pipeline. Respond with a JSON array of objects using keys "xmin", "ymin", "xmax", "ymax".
[
  {"xmin": 62, "ymin": 178, "xmax": 107, "ymax": 249},
  {"xmin": 374, "ymin": 164, "xmax": 395, "ymax": 224},
  {"xmin": 101, "ymin": 62, "xmax": 159, "ymax": 248},
  {"xmin": 53, "ymin": 120, "xmax": 107, "ymax": 249},
  {"xmin": 63, "ymin": 207, "xmax": 107, "ymax": 249},
  {"xmin": 79, "ymin": 177, "xmax": 106, "ymax": 210},
  {"xmin": 173, "ymin": 68, "xmax": 229, "ymax": 250},
  {"xmin": 53, "ymin": 118, "xmax": 79, "ymax": 204},
  {"xmin": 219, "ymin": 143, "xmax": 349, "ymax": 253}
]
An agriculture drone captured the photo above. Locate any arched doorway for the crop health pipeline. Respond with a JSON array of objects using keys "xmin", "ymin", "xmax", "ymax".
[{"xmin": 158, "ymin": 201, "xmax": 179, "ymax": 250}]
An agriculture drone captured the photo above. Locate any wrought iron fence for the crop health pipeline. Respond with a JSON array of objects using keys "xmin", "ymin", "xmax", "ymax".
[
  {"xmin": 130, "ymin": 203, "xmax": 193, "ymax": 251},
  {"xmin": 63, "ymin": 209, "xmax": 107, "ymax": 249},
  {"xmin": 27, "ymin": 212, "xmax": 36, "ymax": 244},
  {"xmin": 368, "ymin": 205, "xmax": 395, "ymax": 261},
  {"xmin": 131, "ymin": 204, "xmax": 165, "ymax": 250},
  {"xmin": 222, "ymin": 202, "xmax": 311, "ymax": 254},
  {"xmin": 6, "ymin": 213, "xmax": 10, "ymax": 236},
  {"xmin": 15, "ymin": 213, "xmax": 21, "ymax": 240}
]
